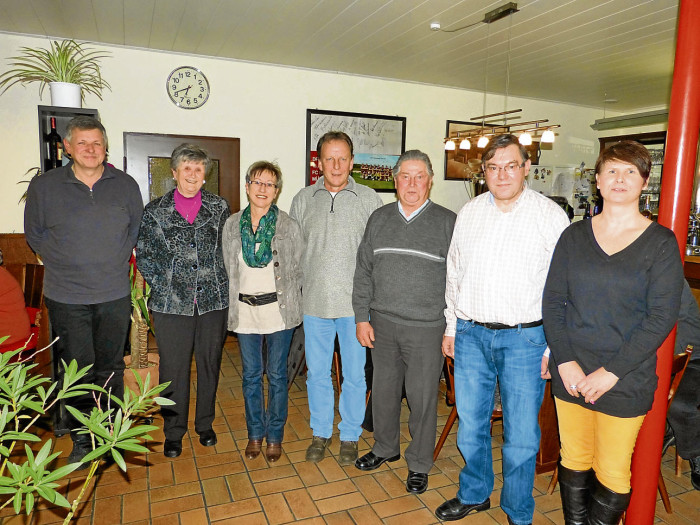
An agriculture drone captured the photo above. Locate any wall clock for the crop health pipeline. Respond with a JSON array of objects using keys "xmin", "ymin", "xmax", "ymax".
[{"xmin": 166, "ymin": 66, "xmax": 210, "ymax": 109}]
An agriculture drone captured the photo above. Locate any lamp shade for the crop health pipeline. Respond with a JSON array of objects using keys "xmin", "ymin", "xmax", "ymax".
[
  {"xmin": 541, "ymin": 129, "xmax": 555, "ymax": 143},
  {"xmin": 477, "ymin": 136, "xmax": 489, "ymax": 148},
  {"xmin": 519, "ymin": 132, "xmax": 532, "ymax": 146},
  {"xmin": 459, "ymin": 139, "xmax": 471, "ymax": 150},
  {"xmin": 445, "ymin": 140, "xmax": 456, "ymax": 151}
]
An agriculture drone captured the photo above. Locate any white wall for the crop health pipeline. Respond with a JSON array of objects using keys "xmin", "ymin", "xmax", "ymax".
[{"xmin": 1, "ymin": 33, "xmax": 613, "ymax": 233}]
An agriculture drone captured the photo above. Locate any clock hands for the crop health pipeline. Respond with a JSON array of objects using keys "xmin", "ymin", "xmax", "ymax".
[{"xmin": 173, "ymin": 85, "xmax": 192, "ymax": 96}]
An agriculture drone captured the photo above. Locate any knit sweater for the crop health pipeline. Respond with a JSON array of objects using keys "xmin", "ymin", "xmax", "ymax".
[
  {"xmin": 289, "ymin": 176, "xmax": 382, "ymax": 318},
  {"xmin": 353, "ymin": 201, "xmax": 456, "ymax": 327},
  {"xmin": 542, "ymin": 220, "xmax": 684, "ymax": 417}
]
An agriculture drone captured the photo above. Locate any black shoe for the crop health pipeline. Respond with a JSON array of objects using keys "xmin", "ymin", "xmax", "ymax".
[
  {"xmin": 164, "ymin": 439, "xmax": 182, "ymax": 458},
  {"xmin": 435, "ymin": 497, "xmax": 490, "ymax": 521},
  {"xmin": 406, "ymin": 470, "xmax": 428, "ymax": 494},
  {"xmin": 690, "ymin": 457, "xmax": 700, "ymax": 490},
  {"xmin": 354, "ymin": 451, "xmax": 400, "ymax": 471},
  {"xmin": 198, "ymin": 429, "xmax": 217, "ymax": 447},
  {"xmin": 68, "ymin": 440, "xmax": 92, "ymax": 471}
]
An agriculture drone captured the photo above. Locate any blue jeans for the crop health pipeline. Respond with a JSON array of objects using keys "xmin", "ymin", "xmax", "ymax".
[
  {"xmin": 304, "ymin": 315, "xmax": 366, "ymax": 441},
  {"xmin": 237, "ymin": 328, "xmax": 294, "ymax": 443},
  {"xmin": 454, "ymin": 318, "xmax": 546, "ymax": 525}
]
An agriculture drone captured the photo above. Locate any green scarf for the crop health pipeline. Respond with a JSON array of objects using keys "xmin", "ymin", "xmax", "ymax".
[{"xmin": 240, "ymin": 204, "xmax": 278, "ymax": 268}]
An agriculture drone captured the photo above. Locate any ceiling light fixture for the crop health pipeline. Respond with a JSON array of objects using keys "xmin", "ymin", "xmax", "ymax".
[
  {"xmin": 460, "ymin": 138, "xmax": 471, "ymax": 150},
  {"xmin": 541, "ymin": 129, "xmax": 555, "ymax": 143},
  {"xmin": 519, "ymin": 132, "xmax": 532, "ymax": 146},
  {"xmin": 444, "ymin": 139, "xmax": 456, "ymax": 151},
  {"xmin": 440, "ymin": 3, "xmax": 561, "ymax": 152}
]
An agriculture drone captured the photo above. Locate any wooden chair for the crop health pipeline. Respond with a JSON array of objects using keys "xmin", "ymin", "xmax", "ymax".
[
  {"xmin": 657, "ymin": 346, "xmax": 693, "ymax": 513},
  {"xmin": 433, "ymin": 356, "xmax": 503, "ymax": 461},
  {"xmin": 546, "ymin": 347, "xmax": 694, "ymax": 516}
]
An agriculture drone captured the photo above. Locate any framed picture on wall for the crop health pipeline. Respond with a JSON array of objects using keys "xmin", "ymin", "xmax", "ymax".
[
  {"xmin": 444, "ymin": 120, "xmax": 483, "ymax": 181},
  {"xmin": 306, "ymin": 109, "xmax": 406, "ymax": 192}
]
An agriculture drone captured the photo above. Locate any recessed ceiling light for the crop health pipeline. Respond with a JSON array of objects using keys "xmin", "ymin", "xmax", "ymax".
[{"xmin": 430, "ymin": 21, "xmax": 441, "ymax": 31}]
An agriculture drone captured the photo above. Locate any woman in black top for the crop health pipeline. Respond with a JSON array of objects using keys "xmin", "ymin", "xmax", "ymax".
[{"xmin": 543, "ymin": 141, "xmax": 683, "ymax": 525}]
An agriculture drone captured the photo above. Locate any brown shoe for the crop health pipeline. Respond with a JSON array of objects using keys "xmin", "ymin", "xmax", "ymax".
[
  {"xmin": 266, "ymin": 442, "xmax": 282, "ymax": 462},
  {"xmin": 245, "ymin": 439, "xmax": 263, "ymax": 459}
]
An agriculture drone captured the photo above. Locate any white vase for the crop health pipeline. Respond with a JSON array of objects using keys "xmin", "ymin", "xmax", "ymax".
[{"xmin": 49, "ymin": 82, "xmax": 82, "ymax": 107}]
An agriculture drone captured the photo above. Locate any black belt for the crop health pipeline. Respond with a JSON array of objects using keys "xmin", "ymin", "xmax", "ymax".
[
  {"xmin": 238, "ymin": 292, "xmax": 278, "ymax": 306},
  {"xmin": 473, "ymin": 320, "xmax": 543, "ymax": 330}
]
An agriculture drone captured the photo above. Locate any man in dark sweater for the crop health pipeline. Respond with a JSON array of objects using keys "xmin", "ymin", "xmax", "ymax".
[
  {"xmin": 352, "ymin": 149, "xmax": 456, "ymax": 494},
  {"xmin": 24, "ymin": 116, "xmax": 143, "ymax": 467},
  {"xmin": 666, "ymin": 280, "xmax": 700, "ymax": 490}
]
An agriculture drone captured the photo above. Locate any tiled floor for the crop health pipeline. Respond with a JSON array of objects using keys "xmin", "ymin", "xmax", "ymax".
[{"xmin": 2, "ymin": 335, "xmax": 699, "ymax": 524}]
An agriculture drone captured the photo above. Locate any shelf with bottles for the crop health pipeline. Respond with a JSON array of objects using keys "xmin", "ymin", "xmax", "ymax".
[{"xmin": 37, "ymin": 106, "xmax": 99, "ymax": 174}]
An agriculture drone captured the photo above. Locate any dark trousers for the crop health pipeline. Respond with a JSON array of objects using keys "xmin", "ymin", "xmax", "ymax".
[
  {"xmin": 668, "ymin": 354, "xmax": 700, "ymax": 458},
  {"xmin": 370, "ymin": 313, "xmax": 445, "ymax": 473},
  {"xmin": 45, "ymin": 295, "xmax": 131, "ymax": 439},
  {"xmin": 153, "ymin": 307, "xmax": 228, "ymax": 441}
]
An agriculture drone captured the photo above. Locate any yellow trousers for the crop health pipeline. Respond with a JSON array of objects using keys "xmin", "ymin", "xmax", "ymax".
[{"xmin": 555, "ymin": 398, "xmax": 645, "ymax": 493}]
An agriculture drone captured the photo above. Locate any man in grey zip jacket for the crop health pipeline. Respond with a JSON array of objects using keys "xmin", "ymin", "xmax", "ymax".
[{"xmin": 290, "ymin": 131, "xmax": 382, "ymax": 465}]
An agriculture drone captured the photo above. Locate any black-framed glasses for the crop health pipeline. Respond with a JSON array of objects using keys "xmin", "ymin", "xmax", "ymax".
[{"xmin": 484, "ymin": 162, "xmax": 526, "ymax": 175}]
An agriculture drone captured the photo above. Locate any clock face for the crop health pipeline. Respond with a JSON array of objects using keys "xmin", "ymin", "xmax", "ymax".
[{"xmin": 166, "ymin": 66, "xmax": 210, "ymax": 109}]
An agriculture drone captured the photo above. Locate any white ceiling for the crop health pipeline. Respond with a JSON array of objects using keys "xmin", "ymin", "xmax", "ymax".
[{"xmin": 0, "ymin": 0, "xmax": 680, "ymax": 112}]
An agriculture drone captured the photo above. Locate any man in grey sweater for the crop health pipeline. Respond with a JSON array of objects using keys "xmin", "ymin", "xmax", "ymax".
[
  {"xmin": 290, "ymin": 131, "xmax": 382, "ymax": 465},
  {"xmin": 352, "ymin": 150, "xmax": 456, "ymax": 494}
]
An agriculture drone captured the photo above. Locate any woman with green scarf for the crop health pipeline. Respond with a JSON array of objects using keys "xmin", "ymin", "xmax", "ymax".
[{"xmin": 222, "ymin": 161, "xmax": 303, "ymax": 462}]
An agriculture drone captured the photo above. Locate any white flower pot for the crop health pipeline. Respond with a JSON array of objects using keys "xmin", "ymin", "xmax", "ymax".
[{"xmin": 49, "ymin": 82, "xmax": 82, "ymax": 107}]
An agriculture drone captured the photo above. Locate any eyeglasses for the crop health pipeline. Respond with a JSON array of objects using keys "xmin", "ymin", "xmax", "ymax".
[
  {"xmin": 484, "ymin": 162, "xmax": 525, "ymax": 175},
  {"xmin": 248, "ymin": 180, "xmax": 277, "ymax": 190}
]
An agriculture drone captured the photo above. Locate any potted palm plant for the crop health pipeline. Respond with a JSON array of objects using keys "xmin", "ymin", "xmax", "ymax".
[
  {"xmin": 124, "ymin": 253, "xmax": 159, "ymax": 399},
  {"xmin": 0, "ymin": 39, "xmax": 111, "ymax": 107}
]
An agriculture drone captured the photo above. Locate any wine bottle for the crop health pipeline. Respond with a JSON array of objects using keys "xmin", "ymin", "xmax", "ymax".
[
  {"xmin": 45, "ymin": 117, "xmax": 62, "ymax": 170},
  {"xmin": 641, "ymin": 194, "xmax": 653, "ymax": 219}
]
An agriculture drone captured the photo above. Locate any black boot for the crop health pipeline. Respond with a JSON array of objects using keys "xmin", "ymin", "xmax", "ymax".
[
  {"xmin": 558, "ymin": 463, "xmax": 593, "ymax": 525},
  {"xmin": 587, "ymin": 477, "xmax": 630, "ymax": 525}
]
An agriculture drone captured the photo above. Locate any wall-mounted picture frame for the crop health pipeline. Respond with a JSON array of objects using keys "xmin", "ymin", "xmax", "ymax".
[
  {"xmin": 444, "ymin": 120, "xmax": 541, "ymax": 181},
  {"xmin": 306, "ymin": 109, "xmax": 406, "ymax": 192}
]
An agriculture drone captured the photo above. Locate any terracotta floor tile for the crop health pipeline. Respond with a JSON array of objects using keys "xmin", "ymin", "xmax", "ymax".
[
  {"xmin": 352, "ymin": 474, "xmax": 391, "ymax": 503},
  {"xmin": 149, "ymin": 480, "xmax": 201, "ymax": 503},
  {"xmin": 172, "ymin": 457, "xmax": 199, "ymax": 484},
  {"xmin": 147, "ymin": 460, "xmax": 174, "ymax": 488},
  {"xmin": 322, "ymin": 510, "xmax": 356, "ymax": 524},
  {"xmin": 372, "ymin": 494, "xmax": 424, "ymax": 518},
  {"xmin": 314, "ymin": 492, "xmax": 367, "ymax": 515},
  {"xmin": 150, "ymin": 493, "xmax": 204, "ymax": 518},
  {"xmin": 203, "ymin": 476, "xmax": 233, "ymax": 506},
  {"xmin": 208, "ymin": 498, "xmax": 262, "ymax": 521},
  {"xmin": 250, "ymin": 463, "xmax": 297, "ymax": 483},
  {"xmin": 348, "ymin": 504, "xmax": 384, "ymax": 525},
  {"xmin": 255, "ymin": 476, "xmax": 305, "ymax": 496},
  {"xmin": 294, "ymin": 462, "xmax": 327, "ymax": 487},
  {"xmin": 197, "ymin": 460, "xmax": 246, "ymax": 479},
  {"xmin": 93, "ymin": 495, "xmax": 123, "ymax": 524},
  {"xmin": 122, "ymin": 490, "xmax": 151, "ymax": 523},
  {"xmin": 284, "ymin": 488, "xmax": 320, "ymax": 519},
  {"xmin": 214, "ymin": 512, "xmax": 268, "ymax": 525},
  {"xmin": 259, "ymin": 492, "xmax": 295, "ymax": 524},
  {"xmin": 373, "ymin": 469, "xmax": 408, "ymax": 498},
  {"xmin": 307, "ymin": 479, "xmax": 357, "ymax": 501},
  {"xmin": 384, "ymin": 507, "xmax": 439, "ymax": 525},
  {"xmin": 225, "ymin": 472, "xmax": 257, "ymax": 500},
  {"xmin": 179, "ymin": 507, "xmax": 210, "ymax": 525}
]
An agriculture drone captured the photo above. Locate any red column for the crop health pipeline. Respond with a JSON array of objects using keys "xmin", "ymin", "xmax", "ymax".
[{"xmin": 626, "ymin": 0, "xmax": 700, "ymax": 522}]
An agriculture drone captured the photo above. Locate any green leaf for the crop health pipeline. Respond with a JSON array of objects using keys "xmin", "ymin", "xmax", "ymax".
[
  {"xmin": 154, "ymin": 397, "xmax": 175, "ymax": 406},
  {"xmin": 111, "ymin": 448, "xmax": 126, "ymax": 472},
  {"xmin": 24, "ymin": 492, "xmax": 34, "ymax": 514}
]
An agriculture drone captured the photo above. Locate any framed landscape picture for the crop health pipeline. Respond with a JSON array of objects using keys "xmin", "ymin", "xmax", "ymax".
[{"xmin": 306, "ymin": 109, "xmax": 406, "ymax": 192}]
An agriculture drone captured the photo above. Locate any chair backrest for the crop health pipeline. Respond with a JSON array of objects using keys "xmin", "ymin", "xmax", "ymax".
[{"xmin": 668, "ymin": 346, "xmax": 693, "ymax": 404}]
